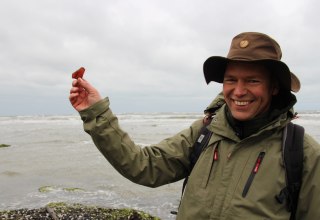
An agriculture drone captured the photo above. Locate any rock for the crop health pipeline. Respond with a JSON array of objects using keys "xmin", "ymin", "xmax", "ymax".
[
  {"xmin": 0, "ymin": 203, "xmax": 161, "ymax": 220},
  {"xmin": 0, "ymin": 144, "xmax": 10, "ymax": 148}
]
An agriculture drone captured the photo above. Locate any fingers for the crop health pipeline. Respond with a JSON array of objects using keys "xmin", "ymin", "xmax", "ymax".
[
  {"xmin": 69, "ymin": 91, "xmax": 80, "ymax": 100},
  {"xmin": 70, "ymin": 78, "xmax": 88, "ymax": 95},
  {"xmin": 71, "ymin": 78, "xmax": 87, "ymax": 87},
  {"xmin": 69, "ymin": 82, "xmax": 84, "ymax": 105},
  {"xmin": 70, "ymin": 86, "xmax": 83, "ymax": 94},
  {"xmin": 71, "ymin": 78, "xmax": 92, "ymax": 92},
  {"xmin": 69, "ymin": 91, "xmax": 87, "ymax": 109},
  {"xmin": 69, "ymin": 75, "xmax": 102, "ymax": 111},
  {"xmin": 69, "ymin": 92, "xmax": 80, "ymax": 104},
  {"xmin": 72, "ymin": 79, "xmax": 78, "ymax": 86}
]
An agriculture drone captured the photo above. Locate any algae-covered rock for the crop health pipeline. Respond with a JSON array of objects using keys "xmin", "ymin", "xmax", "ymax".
[
  {"xmin": 38, "ymin": 185, "xmax": 55, "ymax": 193},
  {"xmin": 0, "ymin": 144, "xmax": 10, "ymax": 148},
  {"xmin": 0, "ymin": 202, "xmax": 161, "ymax": 220},
  {"xmin": 63, "ymin": 187, "xmax": 85, "ymax": 192},
  {"xmin": 38, "ymin": 185, "xmax": 85, "ymax": 193}
]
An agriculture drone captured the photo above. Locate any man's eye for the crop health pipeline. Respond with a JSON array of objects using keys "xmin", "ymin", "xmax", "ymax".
[
  {"xmin": 224, "ymin": 78, "xmax": 236, "ymax": 83},
  {"xmin": 248, "ymin": 79, "xmax": 260, "ymax": 83}
]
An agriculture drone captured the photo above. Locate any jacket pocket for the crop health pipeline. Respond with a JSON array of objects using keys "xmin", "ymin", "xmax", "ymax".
[{"xmin": 242, "ymin": 152, "xmax": 265, "ymax": 197}]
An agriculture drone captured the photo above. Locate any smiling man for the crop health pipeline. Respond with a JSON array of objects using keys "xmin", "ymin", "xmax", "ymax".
[{"xmin": 69, "ymin": 32, "xmax": 320, "ymax": 220}]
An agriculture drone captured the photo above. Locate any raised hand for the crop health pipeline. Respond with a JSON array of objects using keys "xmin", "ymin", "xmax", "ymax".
[{"xmin": 69, "ymin": 78, "xmax": 102, "ymax": 112}]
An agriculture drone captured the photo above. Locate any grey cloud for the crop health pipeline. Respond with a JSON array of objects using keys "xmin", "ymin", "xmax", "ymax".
[{"xmin": 0, "ymin": 0, "xmax": 319, "ymax": 115}]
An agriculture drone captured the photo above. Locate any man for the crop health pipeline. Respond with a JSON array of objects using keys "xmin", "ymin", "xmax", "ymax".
[{"xmin": 69, "ymin": 32, "xmax": 320, "ymax": 219}]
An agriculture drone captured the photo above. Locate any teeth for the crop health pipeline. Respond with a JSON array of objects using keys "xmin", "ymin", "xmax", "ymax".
[{"xmin": 234, "ymin": 100, "xmax": 249, "ymax": 106}]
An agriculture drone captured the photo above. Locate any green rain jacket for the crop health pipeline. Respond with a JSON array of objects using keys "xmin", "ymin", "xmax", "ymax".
[{"xmin": 79, "ymin": 96, "xmax": 320, "ymax": 220}]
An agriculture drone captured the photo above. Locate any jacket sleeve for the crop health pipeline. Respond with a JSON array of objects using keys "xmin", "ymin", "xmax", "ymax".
[
  {"xmin": 296, "ymin": 133, "xmax": 320, "ymax": 219},
  {"xmin": 79, "ymin": 97, "xmax": 202, "ymax": 187}
]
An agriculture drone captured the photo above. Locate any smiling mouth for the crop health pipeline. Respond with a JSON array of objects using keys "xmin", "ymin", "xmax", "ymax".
[{"xmin": 234, "ymin": 100, "xmax": 250, "ymax": 106}]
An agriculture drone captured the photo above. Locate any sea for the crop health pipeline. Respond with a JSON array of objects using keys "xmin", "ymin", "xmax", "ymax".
[{"xmin": 1, "ymin": 111, "xmax": 320, "ymax": 220}]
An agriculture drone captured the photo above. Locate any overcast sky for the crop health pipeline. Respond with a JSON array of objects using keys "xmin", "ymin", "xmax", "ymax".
[{"xmin": 0, "ymin": 0, "xmax": 319, "ymax": 116}]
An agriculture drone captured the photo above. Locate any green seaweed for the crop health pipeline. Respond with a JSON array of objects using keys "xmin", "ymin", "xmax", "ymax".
[
  {"xmin": 47, "ymin": 202, "xmax": 67, "ymax": 208},
  {"xmin": 38, "ymin": 186, "xmax": 85, "ymax": 193},
  {"xmin": 63, "ymin": 187, "xmax": 85, "ymax": 192},
  {"xmin": 0, "ymin": 144, "xmax": 10, "ymax": 148},
  {"xmin": 38, "ymin": 186, "xmax": 55, "ymax": 192}
]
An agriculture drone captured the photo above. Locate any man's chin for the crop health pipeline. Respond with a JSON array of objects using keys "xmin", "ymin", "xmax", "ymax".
[{"xmin": 230, "ymin": 111, "xmax": 253, "ymax": 121}]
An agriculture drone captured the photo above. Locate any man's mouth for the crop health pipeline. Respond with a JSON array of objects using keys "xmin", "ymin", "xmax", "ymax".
[{"xmin": 234, "ymin": 100, "xmax": 250, "ymax": 106}]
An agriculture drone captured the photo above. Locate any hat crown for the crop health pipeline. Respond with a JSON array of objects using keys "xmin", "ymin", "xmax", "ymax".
[{"xmin": 227, "ymin": 32, "xmax": 283, "ymax": 61}]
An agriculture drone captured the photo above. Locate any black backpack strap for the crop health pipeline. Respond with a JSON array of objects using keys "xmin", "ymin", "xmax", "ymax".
[
  {"xmin": 275, "ymin": 122, "xmax": 304, "ymax": 220},
  {"xmin": 171, "ymin": 117, "xmax": 213, "ymax": 215},
  {"xmin": 189, "ymin": 126, "xmax": 213, "ymax": 171},
  {"xmin": 181, "ymin": 126, "xmax": 213, "ymax": 194},
  {"xmin": 188, "ymin": 113, "xmax": 215, "ymax": 171}
]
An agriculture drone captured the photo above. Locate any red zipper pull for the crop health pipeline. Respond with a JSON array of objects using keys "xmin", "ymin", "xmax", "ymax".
[
  {"xmin": 242, "ymin": 152, "xmax": 266, "ymax": 198},
  {"xmin": 254, "ymin": 152, "xmax": 265, "ymax": 173},
  {"xmin": 214, "ymin": 147, "xmax": 219, "ymax": 161}
]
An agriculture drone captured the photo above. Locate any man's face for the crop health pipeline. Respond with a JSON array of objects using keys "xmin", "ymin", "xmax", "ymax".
[{"xmin": 223, "ymin": 62, "xmax": 278, "ymax": 121}]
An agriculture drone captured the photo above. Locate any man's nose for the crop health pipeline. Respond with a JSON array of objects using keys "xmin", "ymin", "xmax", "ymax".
[{"xmin": 234, "ymin": 81, "xmax": 247, "ymax": 96}]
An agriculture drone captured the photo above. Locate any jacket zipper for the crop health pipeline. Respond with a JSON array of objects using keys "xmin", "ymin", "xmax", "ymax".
[
  {"xmin": 201, "ymin": 145, "xmax": 219, "ymax": 188},
  {"xmin": 242, "ymin": 152, "xmax": 265, "ymax": 197}
]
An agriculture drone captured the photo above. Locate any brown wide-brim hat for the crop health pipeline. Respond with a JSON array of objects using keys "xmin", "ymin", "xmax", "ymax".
[{"xmin": 203, "ymin": 32, "xmax": 301, "ymax": 92}]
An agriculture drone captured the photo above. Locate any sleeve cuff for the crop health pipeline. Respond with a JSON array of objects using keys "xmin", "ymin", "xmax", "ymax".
[{"xmin": 79, "ymin": 97, "xmax": 110, "ymax": 122}]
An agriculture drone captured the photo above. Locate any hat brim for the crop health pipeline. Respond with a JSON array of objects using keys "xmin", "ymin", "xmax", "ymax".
[{"xmin": 203, "ymin": 56, "xmax": 300, "ymax": 92}]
